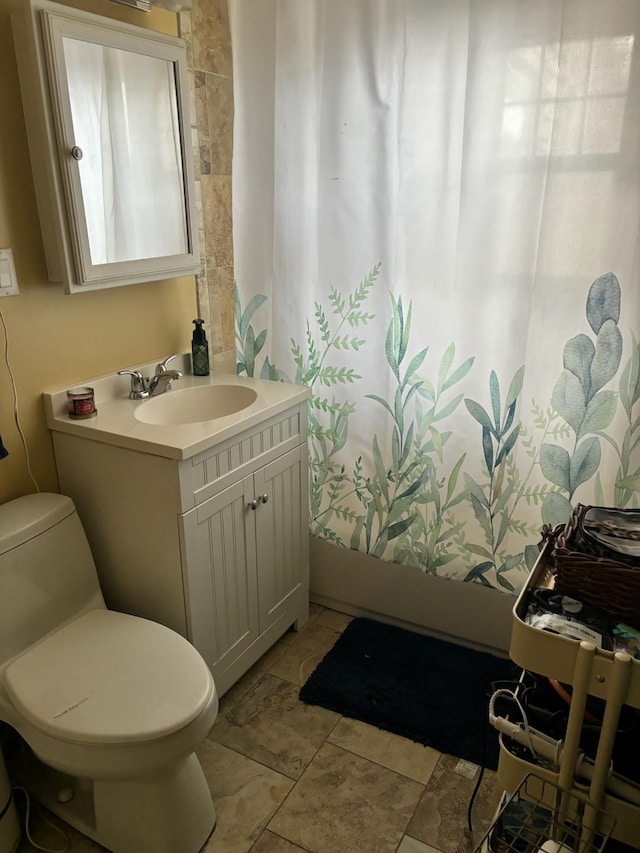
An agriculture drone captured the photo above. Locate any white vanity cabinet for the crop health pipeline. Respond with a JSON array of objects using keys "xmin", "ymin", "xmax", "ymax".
[
  {"xmin": 180, "ymin": 444, "xmax": 307, "ymax": 692},
  {"xmin": 49, "ymin": 397, "xmax": 309, "ymax": 697}
]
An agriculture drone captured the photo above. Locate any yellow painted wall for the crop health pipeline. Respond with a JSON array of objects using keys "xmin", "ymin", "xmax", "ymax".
[{"xmin": 0, "ymin": 0, "xmax": 198, "ymax": 504}]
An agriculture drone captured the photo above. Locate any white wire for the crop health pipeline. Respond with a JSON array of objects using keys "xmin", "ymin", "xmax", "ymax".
[
  {"xmin": 0, "ymin": 307, "xmax": 40, "ymax": 493},
  {"xmin": 489, "ymin": 687, "xmax": 539, "ymax": 758},
  {"xmin": 12, "ymin": 786, "xmax": 69, "ymax": 853}
]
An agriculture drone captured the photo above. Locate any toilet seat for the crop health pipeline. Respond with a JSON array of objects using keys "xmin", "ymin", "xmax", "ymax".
[{"xmin": 4, "ymin": 609, "xmax": 214, "ymax": 746}]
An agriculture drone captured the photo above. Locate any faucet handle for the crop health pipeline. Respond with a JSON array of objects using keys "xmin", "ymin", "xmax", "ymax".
[
  {"xmin": 155, "ymin": 354, "xmax": 178, "ymax": 375},
  {"xmin": 118, "ymin": 369, "xmax": 149, "ymax": 400}
]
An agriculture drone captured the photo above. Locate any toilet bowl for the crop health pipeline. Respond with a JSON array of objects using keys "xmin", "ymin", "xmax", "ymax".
[{"xmin": 0, "ymin": 493, "xmax": 218, "ymax": 853}]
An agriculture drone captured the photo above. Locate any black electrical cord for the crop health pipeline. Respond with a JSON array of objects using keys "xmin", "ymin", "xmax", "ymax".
[{"xmin": 466, "ymin": 760, "xmax": 485, "ymax": 832}]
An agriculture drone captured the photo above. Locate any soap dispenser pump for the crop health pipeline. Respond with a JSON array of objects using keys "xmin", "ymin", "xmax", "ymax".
[{"xmin": 191, "ymin": 319, "xmax": 210, "ymax": 376}]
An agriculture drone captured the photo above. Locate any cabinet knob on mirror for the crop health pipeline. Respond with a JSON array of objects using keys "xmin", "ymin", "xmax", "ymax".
[{"xmin": 71, "ymin": 145, "xmax": 83, "ymax": 161}]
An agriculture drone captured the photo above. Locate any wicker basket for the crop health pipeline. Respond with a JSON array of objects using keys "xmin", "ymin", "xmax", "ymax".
[{"xmin": 551, "ymin": 505, "xmax": 640, "ymax": 629}]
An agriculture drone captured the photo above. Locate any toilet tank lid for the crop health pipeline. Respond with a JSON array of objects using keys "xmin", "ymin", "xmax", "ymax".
[{"xmin": 0, "ymin": 493, "xmax": 76, "ymax": 555}]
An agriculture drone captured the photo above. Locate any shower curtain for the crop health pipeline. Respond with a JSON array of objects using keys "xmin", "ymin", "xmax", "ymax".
[{"xmin": 230, "ymin": 0, "xmax": 640, "ymax": 595}]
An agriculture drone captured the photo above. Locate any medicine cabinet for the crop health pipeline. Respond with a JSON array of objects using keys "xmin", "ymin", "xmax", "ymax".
[{"xmin": 12, "ymin": 0, "xmax": 199, "ymax": 294}]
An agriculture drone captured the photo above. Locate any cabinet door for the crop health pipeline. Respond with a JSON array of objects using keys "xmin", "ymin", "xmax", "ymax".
[
  {"xmin": 179, "ymin": 479, "xmax": 259, "ymax": 680},
  {"xmin": 253, "ymin": 445, "xmax": 307, "ymax": 633}
]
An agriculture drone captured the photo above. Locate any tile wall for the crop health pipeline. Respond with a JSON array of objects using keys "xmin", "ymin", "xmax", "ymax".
[{"xmin": 180, "ymin": 0, "xmax": 235, "ymax": 359}]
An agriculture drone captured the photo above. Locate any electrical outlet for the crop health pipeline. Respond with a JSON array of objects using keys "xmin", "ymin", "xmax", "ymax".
[{"xmin": 0, "ymin": 249, "xmax": 19, "ymax": 297}]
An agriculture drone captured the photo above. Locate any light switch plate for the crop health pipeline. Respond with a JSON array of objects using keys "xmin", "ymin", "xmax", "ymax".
[{"xmin": 0, "ymin": 249, "xmax": 19, "ymax": 297}]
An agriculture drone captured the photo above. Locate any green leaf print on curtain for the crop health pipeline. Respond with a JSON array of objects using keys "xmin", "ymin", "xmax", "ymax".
[
  {"xmin": 292, "ymin": 266, "xmax": 378, "ymax": 545},
  {"xmin": 539, "ymin": 273, "xmax": 623, "ymax": 527},
  {"xmin": 235, "ymin": 268, "xmax": 638, "ymax": 592},
  {"xmin": 461, "ymin": 367, "xmax": 527, "ymax": 591},
  {"xmin": 616, "ymin": 331, "xmax": 640, "ymax": 505},
  {"xmin": 359, "ymin": 293, "xmax": 473, "ymax": 569}
]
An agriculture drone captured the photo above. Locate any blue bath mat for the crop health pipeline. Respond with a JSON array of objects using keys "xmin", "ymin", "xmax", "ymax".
[{"xmin": 299, "ymin": 617, "xmax": 517, "ymax": 769}]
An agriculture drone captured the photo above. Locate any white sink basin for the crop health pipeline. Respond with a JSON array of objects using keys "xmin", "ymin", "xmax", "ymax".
[{"xmin": 135, "ymin": 384, "xmax": 258, "ymax": 425}]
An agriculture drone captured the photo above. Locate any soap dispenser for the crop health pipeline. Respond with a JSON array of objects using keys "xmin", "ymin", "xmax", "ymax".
[{"xmin": 191, "ymin": 319, "xmax": 210, "ymax": 376}]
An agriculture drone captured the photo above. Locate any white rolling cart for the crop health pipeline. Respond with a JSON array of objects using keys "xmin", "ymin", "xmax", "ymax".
[{"xmin": 476, "ymin": 540, "xmax": 640, "ymax": 853}]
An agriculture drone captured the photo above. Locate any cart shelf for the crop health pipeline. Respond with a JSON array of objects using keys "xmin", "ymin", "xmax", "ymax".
[
  {"xmin": 509, "ymin": 545, "xmax": 640, "ymax": 707},
  {"xmin": 478, "ymin": 774, "xmax": 615, "ymax": 853},
  {"xmin": 496, "ymin": 540, "xmax": 640, "ymax": 848}
]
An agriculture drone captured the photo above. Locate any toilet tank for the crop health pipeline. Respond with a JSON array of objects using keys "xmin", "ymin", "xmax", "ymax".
[{"xmin": 0, "ymin": 493, "xmax": 105, "ymax": 666}]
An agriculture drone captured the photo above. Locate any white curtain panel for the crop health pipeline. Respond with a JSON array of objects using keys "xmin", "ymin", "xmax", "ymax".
[{"xmin": 230, "ymin": 0, "xmax": 640, "ymax": 593}]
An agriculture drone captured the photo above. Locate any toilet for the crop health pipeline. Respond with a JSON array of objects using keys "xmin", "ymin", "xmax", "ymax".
[{"xmin": 0, "ymin": 492, "xmax": 218, "ymax": 853}]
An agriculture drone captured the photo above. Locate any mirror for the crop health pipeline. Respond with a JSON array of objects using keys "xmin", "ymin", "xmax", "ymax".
[
  {"xmin": 63, "ymin": 38, "xmax": 189, "ymax": 265},
  {"xmin": 12, "ymin": 1, "xmax": 199, "ymax": 293}
]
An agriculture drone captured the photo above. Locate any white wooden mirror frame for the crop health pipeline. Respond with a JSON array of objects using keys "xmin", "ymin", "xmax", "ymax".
[{"xmin": 13, "ymin": 1, "xmax": 199, "ymax": 294}]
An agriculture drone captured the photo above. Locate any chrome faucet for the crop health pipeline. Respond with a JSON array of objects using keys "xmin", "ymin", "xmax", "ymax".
[
  {"xmin": 147, "ymin": 369, "xmax": 183, "ymax": 396},
  {"xmin": 117, "ymin": 369, "xmax": 149, "ymax": 400},
  {"xmin": 154, "ymin": 354, "xmax": 180, "ymax": 376},
  {"xmin": 118, "ymin": 355, "xmax": 183, "ymax": 400}
]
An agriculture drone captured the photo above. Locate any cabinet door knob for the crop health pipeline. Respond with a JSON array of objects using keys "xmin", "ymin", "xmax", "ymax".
[
  {"xmin": 71, "ymin": 145, "xmax": 83, "ymax": 161},
  {"xmin": 249, "ymin": 499, "xmax": 258, "ymax": 510},
  {"xmin": 260, "ymin": 494, "xmax": 269, "ymax": 504}
]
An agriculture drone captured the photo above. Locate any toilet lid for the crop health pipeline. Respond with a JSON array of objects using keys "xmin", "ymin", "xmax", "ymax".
[{"xmin": 4, "ymin": 610, "xmax": 214, "ymax": 745}]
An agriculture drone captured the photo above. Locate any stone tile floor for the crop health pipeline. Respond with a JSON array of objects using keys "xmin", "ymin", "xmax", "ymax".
[{"xmin": 17, "ymin": 604, "xmax": 503, "ymax": 853}]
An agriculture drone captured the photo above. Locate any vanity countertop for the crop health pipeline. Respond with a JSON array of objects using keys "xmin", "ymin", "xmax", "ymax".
[{"xmin": 43, "ymin": 356, "xmax": 310, "ymax": 461}]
